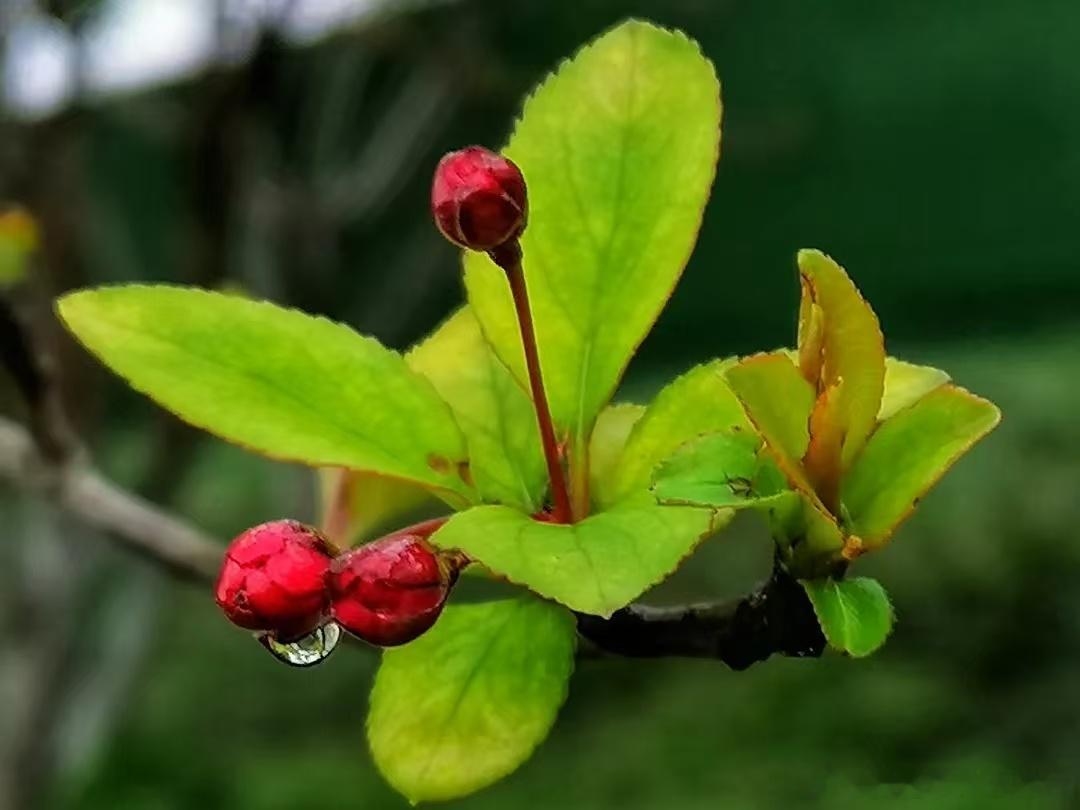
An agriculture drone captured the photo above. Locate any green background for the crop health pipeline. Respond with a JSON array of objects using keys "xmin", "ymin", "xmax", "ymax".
[{"xmin": 2, "ymin": 0, "xmax": 1079, "ymax": 807}]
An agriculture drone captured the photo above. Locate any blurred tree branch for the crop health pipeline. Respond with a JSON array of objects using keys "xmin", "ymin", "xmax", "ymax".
[
  {"xmin": 0, "ymin": 416, "xmax": 220, "ymax": 580},
  {"xmin": 0, "ymin": 294, "xmax": 220, "ymax": 580}
]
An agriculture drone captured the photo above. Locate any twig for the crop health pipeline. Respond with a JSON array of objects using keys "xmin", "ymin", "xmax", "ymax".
[{"xmin": 0, "ymin": 417, "xmax": 221, "ymax": 582}]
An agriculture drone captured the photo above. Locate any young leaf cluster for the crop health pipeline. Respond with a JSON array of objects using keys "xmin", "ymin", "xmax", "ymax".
[{"xmin": 55, "ymin": 19, "xmax": 1000, "ymax": 803}]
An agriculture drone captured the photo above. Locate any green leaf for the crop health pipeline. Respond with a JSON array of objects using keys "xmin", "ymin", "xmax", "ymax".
[
  {"xmin": 406, "ymin": 307, "xmax": 547, "ymax": 511},
  {"xmin": 650, "ymin": 431, "xmax": 847, "ymax": 576},
  {"xmin": 588, "ymin": 402, "xmax": 645, "ymax": 509},
  {"xmin": 796, "ymin": 249, "xmax": 885, "ymax": 469},
  {"xmin": 842, "ymin": 384, "xmax": 1001, "ymax": 545},
  {"xmin": 652, "ymin": 431, "xmax": 785, "ymax": 509},
  {"xmin": 801, "ymin": 577, "xmax": 895, "ymax": 657},
  {"xmin": 431, "ymin": 494, "xmax": 722, "ymax": 616},
  {"xmin": 464, "ymin": 20, "xmax": 721, "ymax": 462},
  {"xmin": 369, "ymin": 594, "xmax": 575, "ymax": 803},
  {"xmin": 57, "ymin": 286, "xmax": 475, "ymax": 503},
  {"xmin": 879, "ymin": 358, "xmax": 950, "ymax": 421},
  {"xmin": 724, "ymin": 352, "xmax": 821, "ymax": 509},
  {"xmin": 605, "ymin": 360, "xmax": 753, "ymax": 507},
  {"xmin": 725, "ymin": 353, "xmax": 814, "ymax": 462}
]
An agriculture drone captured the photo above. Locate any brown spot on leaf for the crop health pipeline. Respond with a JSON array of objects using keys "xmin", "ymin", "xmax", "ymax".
[
  {"xmin": 457, "ymin": 461, "xmax": 473, "ymax": 487},
  {"xmin": 427, "ymin": 454, "xmax": 452, "ymax": 474}
]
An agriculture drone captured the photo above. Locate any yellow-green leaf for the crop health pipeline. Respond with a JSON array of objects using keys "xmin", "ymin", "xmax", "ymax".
[
  {"xmin": 368, "ymin": 594, "xmax": 575, "ymax": 803},
  {"xmin": 842, "ymin": 384, "xmax": 1001, "ymax": 545},
  {"xmin": 464, "ymin": 20, "xmax": 721, "ymax": 471},
  {"xmin": 406, "ymin": 307, "xmax": 547, "ymax": 511},
  {"xmin": 605, "ymin": 360, "xmax": 752, "ymax": 507},
  {"xmin": 724, "ymin": 352, "xmax": 820, "ymax": 509},
  {"xmin": 588, "ymin": 402, "xmax": 645, "ymax": 510},
  {"xmin": 58, "ymin": 286, "xmax": 475, "ymax": 503},
  {"xmin": 879, "ymin": 357, "xmax": 950, "ymax": 421},
  {"xmin": 797, "ymin": 249, "xmax": 886, "ymax": 469},
  {"xmin": 431, "ymin": 494, "xmax": 722, "ymax": 617}
]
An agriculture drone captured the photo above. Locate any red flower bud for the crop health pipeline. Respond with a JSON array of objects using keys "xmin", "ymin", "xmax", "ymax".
[
  {"xmin": 328, "ymin": 534, "xmax": 457, "ymax": 647},
  {"xmin": 431, "ymin": 146, "xmax": 527, "ymax": 252},
  {"xmin": 215, "ymin": 520, "xmax": 333, "ymax": 640}
]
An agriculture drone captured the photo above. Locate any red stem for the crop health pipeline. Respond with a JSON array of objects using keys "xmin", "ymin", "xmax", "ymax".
[
  {"xmin": 322, "ymin": 469, "xmax": 356, "ymax": 551},
  {"xmin": 492, "ymin": 242, "xmax": 573, "ymax": 523},
  {"xmin": 380, "ymin": 516, "xmax": 450, "ymax": 543}
]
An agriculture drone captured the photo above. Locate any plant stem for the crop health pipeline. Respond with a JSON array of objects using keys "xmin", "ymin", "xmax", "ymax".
[
  {"xmin": 380, "ymin": 516, "xmax": 450, "ymax": 543},
  {"xmin": 491, "ymin": 242, "xmax": 573, "ymax": 523},
  {"xmin": 322, "ymin": 470, "xmax": 356, "ymax": 552}
]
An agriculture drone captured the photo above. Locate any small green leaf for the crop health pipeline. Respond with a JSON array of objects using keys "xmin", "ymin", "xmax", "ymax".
[
  {"xmin": 57, "ymin": 286, "xmax": 475, "ymax": 503},
  {"xmin": 879, "ymin": 358, "xmax": 950, "ymax": 421},
  {"xmin": 842, "ymin": 384, "xmax": 1001, "ymax": 545},
  {"xmin": 464, "ymin": 20, "xmax": 721, "ymax": 465},
  {"xmin": 605, "ymin": 360, "xmax": 752, "ymax": 507},
  {"xmin": 432, "ymin": 494, "xmax": 722, "ymax": 616},
  {"xmin": 801, "ymin": 576, "xmax": 895, "ymax": 657},
  {"xmin": 652, "ymin": 431, "xmax": 778, "ymax": 509},
  {"xmin": 368, "ymin": 594, "xmax": 576, "ymax": 803},
  {"xmin": 588, "ymin": 402, "xmax": 645, "ymax": 509},
  {"xmin": 406, "ymin": 307, "xmax": 547, "ymax": 511}
]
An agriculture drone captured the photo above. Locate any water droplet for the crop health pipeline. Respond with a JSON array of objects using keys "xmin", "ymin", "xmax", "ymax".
[{"xmin": 257, "ymin": 622, "xmax": 341, "ymax": 667}]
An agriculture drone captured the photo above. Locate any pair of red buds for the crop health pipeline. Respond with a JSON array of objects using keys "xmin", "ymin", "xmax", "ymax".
[{"xmin": 214, "ymin": 520, "xmax": 460, "ymax": 649}]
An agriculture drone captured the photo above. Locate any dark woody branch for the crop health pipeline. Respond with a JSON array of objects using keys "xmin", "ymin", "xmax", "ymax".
[{"xmin": 576, "ymin": 565, "xmax": 826, "ymax": 669}]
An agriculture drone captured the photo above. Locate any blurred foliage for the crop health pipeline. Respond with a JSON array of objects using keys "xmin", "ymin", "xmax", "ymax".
[
  {"xmin": 3, "ymin": 0, "xmax": 1080, "ymax": 807},
  {"xmin": 0, "ymin": 207, "xmax": 37, "ymax": 285}
]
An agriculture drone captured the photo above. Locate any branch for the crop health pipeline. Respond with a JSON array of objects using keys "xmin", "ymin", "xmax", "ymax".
[
  {"xmin": 0, "ymin": 417, "xmax": 220, "ymax": 582},
  {"xmin": 577, "ymin": 565, "xmax": 826, "ymax": 669}
]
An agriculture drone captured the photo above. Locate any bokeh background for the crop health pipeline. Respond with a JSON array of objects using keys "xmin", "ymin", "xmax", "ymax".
[{"xmin": 2, "ymin": 1, "xmax": 1079, "ymax": 808}]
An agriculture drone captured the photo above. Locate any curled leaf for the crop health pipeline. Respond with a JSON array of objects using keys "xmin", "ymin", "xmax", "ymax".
[{"xmin": 796, "ymin": 249, "xmax": 885, "ymax": 470}]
